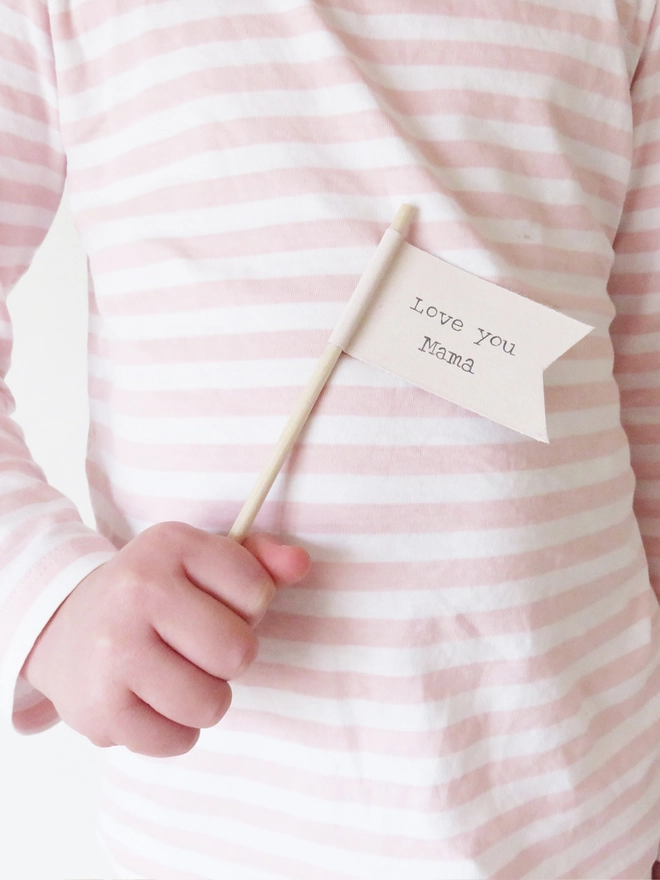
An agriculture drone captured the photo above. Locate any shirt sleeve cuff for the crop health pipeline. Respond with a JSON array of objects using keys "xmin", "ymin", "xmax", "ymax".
[{"xmin": 0, "ymin": 535, "xmax": 117, "ymax": 734}]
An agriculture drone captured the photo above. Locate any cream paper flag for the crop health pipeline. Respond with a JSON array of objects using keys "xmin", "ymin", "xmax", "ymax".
[{"xmin": 229, "ymin": 204, "xmax": 594, "ymax": 542}]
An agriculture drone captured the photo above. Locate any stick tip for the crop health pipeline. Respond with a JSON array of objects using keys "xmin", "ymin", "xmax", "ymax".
[{"xmin": 390, "ymin": 203, "xmax": 416, "ymax": 236}]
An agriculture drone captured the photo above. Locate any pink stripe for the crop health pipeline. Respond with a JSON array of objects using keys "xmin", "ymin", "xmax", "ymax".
[
  {"xmin": 343, "ymin": 35, "xmax": 625, "ymax": 101},
  {"xmin": 319, "ymin": 0, "xmax": 621, "ymax": 46},
  {"xmin": 77, "ymin": 166, "xmax": 600, "ymax": 233},
  {"xmin": 124, "ymin": 472, "xmax": 634, "ymax": 534},
  {"xmin": 91, "ymin": 273, "xmax": 614, "ymax": 319},
  {"xmin": 84, "ymin": 471, "xmax": 635, "ymax": 538},
  {"xmin": 322, "ymin": 516, "xmax": 638, "ymax": 594},
  {"xmin": 0, "ymin": 507, "xmax": 87, "ymax": 574},
  {"xmin": 612, "ymin": 350, "xmax": 660, "ymax": 373},
  {"xmin": 2, "ymin": 0, "xmax": 49, "ymax": 29},
  {"xmin": 0, "ymin": 177, "xmax": 62, "ymax": 211},
  {"xmin": 609, "ymin": 227, "xmax": 660, "ymax": 253},
  {"xmin": 87, "ymin": 326, "xmax": 608, "ymax": 364},
  {"xmin": 609, "ymin": 268, "xmax": 660, "ymax": 295},
  {"xmin": 0, "ymin": 222, "xmax": 50, "ymax": 248},
  {"xmin": 0, "ymin": 482, "xmax": 77, "ymax": 518},
  {"xmin": 0, "ymin": 132, "xmax": 62, "ymax": 177},
  {"xmin": 52, "ymin": 0, "xmax": 622, "ymax": 48},
  {"xmin": 0, "ymin": 533, "xmax": 115, "ymax": 649},
  {"xmin": 631, "ymin": 135, "xmax": 660, "ymax": 172},
  {"xmin": 617, "ymin": 180, "xmax": 660, "ymax": 212},
  {"xmin": 86, "ymin": 421, "xmax": 626, "ymax": 474},
  {"xmin": 618, "ymin": 389, "xmax": 660, "ymax": 409},
  {"xmin": 87, "ymin": 377, "xmax": 617, "ymax": 417},
  {"xmin": 2, "ymin": 33, "xmax": 39, "ymax": 71},
  {"xmin": 89, "ymin": 329, "xmax": 329, "ymax": 362},
  {"xmin": 91, "ymin": 275, "xmax": 357, "ymax": 315},
  {"xmin": 622, "ymin": 423, "xmax": 660, "ymax": 445},
  {"xmin": 86, "ymin": 214, "xmax": 613, "ymax": 274},
  {"xmin": 611, "ymin": 313, "xmax": 660, "ymax": 334},
  {"xmin": 630, "ymin": 458, "xmax": 660, "ymax": 481},
  {"xmin": 98, "ymin": 236, "xmax": 612, "ymax": 281}
]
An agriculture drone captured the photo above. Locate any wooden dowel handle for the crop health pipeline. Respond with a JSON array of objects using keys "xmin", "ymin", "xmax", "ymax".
[
  {"xmin": 228, "ymin": 342, "xmax": 342, "ymax": 542},
  {"xmin": 228, "ymin": 203, "xmax": 415, "ymax": 543}
]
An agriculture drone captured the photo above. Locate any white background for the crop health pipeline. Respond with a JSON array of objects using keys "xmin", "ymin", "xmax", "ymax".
[{"xmin": 0, "ymin": 190, "xmax": 114, "ymax": 878}]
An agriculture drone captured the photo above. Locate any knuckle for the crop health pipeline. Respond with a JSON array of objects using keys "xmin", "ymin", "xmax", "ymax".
[
  {"xmin": 128, "ymin": 522, "xmax": 191, "ymax": 571},
  {"xmin": 149, "ymin": 520, "xmax": 195, "ymax": 548},
  {"xmin": 114, "ymin": 558, "xmax": 151, "ymax": 600},
  {"xmin": 249, "ymin": 578, "xmax": 277, "ymax": 622},
  {"xmin": 106, "ymin": 698, "xmax": 141, "ymax": 744},
  {"xmin": 113, "ymin": 572, "xmax": 152, "ymax": 620},
  {"xmin": 86, "ymin": 728, "xmax": 114, "ymax": 749},
  {"xmin": 228, "ymin": 630, "xmax": 259, "ymax": 678},
  {"xmin": 66, "ymin": 703, "xmax": 111, "ymax": 745},
  {"xmin": 200, "ymin": 683, "xmax": 232, "ymax": 727},
  {"xmin": 159, "ymin": 727, "xmax": 200, "ymax": 757},
  {"xmin": 114, "ymin": 558, "xmax": 172, "ymax": 614},
  {"xmin": 83, "ymin": 689, "xmax": 114, "ymax": 729}
]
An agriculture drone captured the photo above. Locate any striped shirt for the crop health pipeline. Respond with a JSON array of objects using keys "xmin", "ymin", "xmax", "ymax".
[{"xmin": 2, "ymin": 1, "xmax": 660, "ymax": 877}]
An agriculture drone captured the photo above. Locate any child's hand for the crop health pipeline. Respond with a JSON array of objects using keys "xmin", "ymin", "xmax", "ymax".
[{"xmin": 22, "ymin": 522, "xmax": 311, "ymax": 757}]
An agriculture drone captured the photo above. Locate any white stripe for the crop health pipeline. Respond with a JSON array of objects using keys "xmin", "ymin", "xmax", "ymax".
[
  {"xmin": 87, "ymin": 352, "xmax": 613, "ymax": 391},
  {"xmin": 89, "ymin": 440, "xmax": 630, "ymax": 498},
  {"xmin": 321, "ymin": 7, "xmax": 625, "ymax": 72},
  {"xmin": 86, "ymin": 203, "xmax": 610, "ymax": 258},
  {"xmin": 255, "ymin": 586, "xmax": 647, "ymax": 675},
  {"xmin": 274, "ymin": 552, "xmax": 646, "ymax": 617},
  {"xmin": 88, "ymin": 403, "xmax": 626, "ymax": 449}
]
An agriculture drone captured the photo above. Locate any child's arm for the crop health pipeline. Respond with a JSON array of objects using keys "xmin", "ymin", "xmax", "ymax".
[
  {"xmin": 609, "ymin": 6, "xmax": 660, "ymax": 604},
  {"xmin": 0, "ymin": 1, "xmax": 120, "ymax": 734},
  {"xmin": 0, "ymin": 3, "xmax": 311, "ymax": 750}
]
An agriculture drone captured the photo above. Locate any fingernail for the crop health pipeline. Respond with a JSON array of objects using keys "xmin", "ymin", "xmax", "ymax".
[{"xmin": 253, "ymin": 580, "xmax": 276, "ymax": 623}]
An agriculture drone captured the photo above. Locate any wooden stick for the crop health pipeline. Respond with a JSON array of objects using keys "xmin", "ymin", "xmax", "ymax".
[{"xmin": 228, "ymin": 203, "xmax": 415, "ymax": 543}]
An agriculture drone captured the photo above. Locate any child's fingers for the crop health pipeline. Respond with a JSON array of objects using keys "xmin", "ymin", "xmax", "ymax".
[
  {"xmin": 242, "ymin": 532, "xmax": 312, "ymax": 585},
  {"xmin": 125, "ymin": 634, "xmax": 233, "ymax": 731},
  {"xmin": 107, "ymin": 693, "xmax": 201, "ymax": 757},
  {"xmin": 134, "ymin": 522, "xmax": 277, "ymax": 624},
  {"xmin": 150, "ymin": 580, "xmax": 259, "ymax": 674}
]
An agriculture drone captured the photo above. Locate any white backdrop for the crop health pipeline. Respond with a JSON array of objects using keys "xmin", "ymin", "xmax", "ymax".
[{"xmin": 0, "ymin": 190, "xmax": 113, "ymax": 878}]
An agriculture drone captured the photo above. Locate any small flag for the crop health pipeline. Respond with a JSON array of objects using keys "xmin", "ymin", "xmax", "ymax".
[
  {"xmin": 228, "ymin": 204, "xmax": 594, "ymax": 541},
  {"xmin": 330, "ymin": 224, "xmax": 594, "ymax": 443}
]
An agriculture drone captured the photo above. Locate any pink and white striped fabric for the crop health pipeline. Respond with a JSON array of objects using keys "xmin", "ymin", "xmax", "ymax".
[{"xmin": 3, "ymin": 0, "xmax": 660, "ymax": 876}]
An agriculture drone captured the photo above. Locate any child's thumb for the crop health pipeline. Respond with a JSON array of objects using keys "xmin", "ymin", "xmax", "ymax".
[{"xmin": 241, "ymin": 532, "xmax": 311, "ymax": 586}]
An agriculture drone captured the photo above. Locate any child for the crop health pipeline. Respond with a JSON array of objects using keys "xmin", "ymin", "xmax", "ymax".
[{"xmin": 3, "ymin": 1, "xmax": 660, "ymax": 877}]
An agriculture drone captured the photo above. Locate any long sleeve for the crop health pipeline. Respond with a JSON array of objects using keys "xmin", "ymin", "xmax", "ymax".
[
  {"xmin": 609, "ymin": 6, "xmax": 660, "ymax": 603},
  {"xmin": 0, "ymin": 0, "xmax": 116, "ymax": 734}
]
